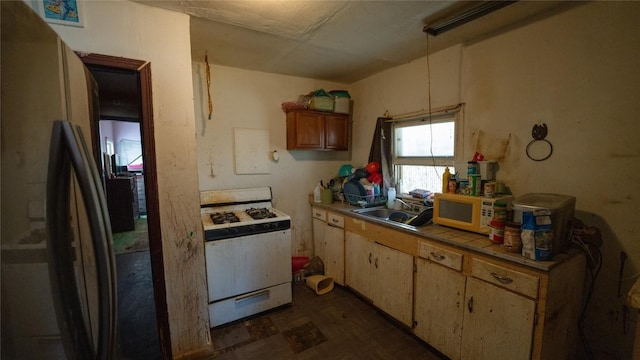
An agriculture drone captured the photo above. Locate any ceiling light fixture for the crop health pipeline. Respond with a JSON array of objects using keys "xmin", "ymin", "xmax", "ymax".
[{"xmin": 423, "ymin": 1, "xmax": 517, "ymax": 36}]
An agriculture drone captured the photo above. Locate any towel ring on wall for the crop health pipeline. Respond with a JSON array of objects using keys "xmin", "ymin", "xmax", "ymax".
[{"xmin": 526, "ymin": 123, "xmax": 553, "ymax": 161}]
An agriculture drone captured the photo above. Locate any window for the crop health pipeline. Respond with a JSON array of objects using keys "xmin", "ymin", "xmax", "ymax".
[{"xmin": 392, "ymin": 106, "xmax": 463, "ymax": 194}]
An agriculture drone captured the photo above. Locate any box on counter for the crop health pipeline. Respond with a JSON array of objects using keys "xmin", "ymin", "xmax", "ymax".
[
  {"xmin": 521, "ymin": 209, "xmax": 554, "ymax": 261},
  {"xmin": 409, "ymin": 189, "xmax": 431, "ymax": 198},
  {"xmin": 513, "ymin": 193, "xmax": 576, "ymax": 254}
]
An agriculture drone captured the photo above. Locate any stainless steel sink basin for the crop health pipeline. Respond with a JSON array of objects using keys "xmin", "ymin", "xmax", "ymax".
[{"xmin": 352, "ymin": 207, "xmax": 414, "ymax": 224}]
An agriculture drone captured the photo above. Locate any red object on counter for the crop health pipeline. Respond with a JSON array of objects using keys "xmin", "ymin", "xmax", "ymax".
[
  {"xmin": 365, "ymin": 161, "xmax": 381, "ymax": 174},
  {"xmin": 292, "ymin": 256, "xmax": 309, "ymax": 273},
  {"xmin": 367, "ymin": 172, "xmax": 383, "ymax": 185},
  {"xmin": 472, "ymin": 152, "xmax": 485, "ymax": 162}
]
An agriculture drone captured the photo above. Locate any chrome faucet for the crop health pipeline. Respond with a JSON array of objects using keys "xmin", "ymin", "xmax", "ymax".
[{"xmin": 394, "ymin": 198, "xmax": 413, "ymax": 211}]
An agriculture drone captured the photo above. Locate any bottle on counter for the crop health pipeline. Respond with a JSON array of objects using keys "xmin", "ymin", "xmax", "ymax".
[
  {"xmin": 442, "ymin": 167, "xmax": 451, "ymax": 193},
  {"xmin": 467, "ymin": 161, "xmax": 479, "ymax": 177},
  {"xmin": 313, "ymin": 182, "xmax": 321, "ymax": 203},
  {"xmin": 387, "ymin": 187, "xmax": 396, "ymax": 208}
]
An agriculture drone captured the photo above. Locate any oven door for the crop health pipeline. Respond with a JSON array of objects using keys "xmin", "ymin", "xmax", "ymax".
[{"xmin": 205, "ymin": 229, "xmax": 291, "ymax": 302}]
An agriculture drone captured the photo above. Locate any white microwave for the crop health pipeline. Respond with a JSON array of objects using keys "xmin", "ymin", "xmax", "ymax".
[{"xmin": 433, "ymin": 193, "xmax": 514, "ymax": 234}]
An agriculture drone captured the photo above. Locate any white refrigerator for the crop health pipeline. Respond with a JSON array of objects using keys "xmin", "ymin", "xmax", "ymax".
[{"xmin": 1, "ymin": 2, "xmax": 117, "ymax": 359}]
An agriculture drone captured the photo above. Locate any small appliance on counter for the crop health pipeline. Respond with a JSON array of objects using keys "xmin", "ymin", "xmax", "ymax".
[
  {"xmin": 512, "ymin": 193, "xmax": 576, "ymax": 254},
  {"xmin": 433, "ymin": 193, "xmax": 514, "ymax": 234}
]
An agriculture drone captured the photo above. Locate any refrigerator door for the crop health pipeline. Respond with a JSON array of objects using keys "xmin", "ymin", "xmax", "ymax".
[
  {"xmin": 47, "ymin": 121, "xmax": 117, "ymax": 360},
  {"xmin": 1, "ymin": 2, "xmax": 117, "ymax": 359}
]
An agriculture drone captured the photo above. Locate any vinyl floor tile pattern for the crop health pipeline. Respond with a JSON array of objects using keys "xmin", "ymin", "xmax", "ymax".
[{"xmin": 208, "ymin": 282, "xmax": 445, "ymax": 359}]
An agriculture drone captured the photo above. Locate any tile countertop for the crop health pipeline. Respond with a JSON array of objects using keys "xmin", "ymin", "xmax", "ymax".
[{"xmin": 310, "ymin": 199, "xmax": 581, "ymax": 273}]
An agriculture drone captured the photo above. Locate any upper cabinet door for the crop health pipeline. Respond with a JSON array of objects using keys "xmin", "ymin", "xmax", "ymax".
[
  {"xmin": 286, "ymin": 110, "xmax": 349, "ymax": 151},
  {"xmin": 286, "ymin": 110, "xmax": 324, "ymax": 149},
  {"xmin": 324, "ymin": 114, "xmax": 349, "ymax": 151}
]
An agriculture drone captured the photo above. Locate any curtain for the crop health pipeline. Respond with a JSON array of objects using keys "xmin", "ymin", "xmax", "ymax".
[{"xmin": 368, "ymin": 117, "xmax": 394, "ymax": 194}]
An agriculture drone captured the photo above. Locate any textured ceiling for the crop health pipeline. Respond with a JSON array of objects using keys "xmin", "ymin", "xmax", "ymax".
[{"xmin": 135, "ymin": 1, "xmax": 577, "ymax": 84}]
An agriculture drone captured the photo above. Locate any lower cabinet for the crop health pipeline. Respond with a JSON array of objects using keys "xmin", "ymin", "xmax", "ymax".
[
  {"xmin": 460, "ymin": 277, "xmax": 536, "ymax": 360},
  {"xmin": 345, "ymin": 231, "xmax": 413, "ymax": 326},
  {"xmin": 312, "ymin": 207, "xmax": 345, "ymax": 285},
  {"xmin": 415, "ymin": 257, "xmax": 465, "ymax": 360},
  {"xmin": 318, "ymin": 210, "xmax": 585, "ymax": 359}
]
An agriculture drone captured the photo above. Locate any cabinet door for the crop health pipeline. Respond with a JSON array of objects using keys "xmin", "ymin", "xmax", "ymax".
[
  {"xmin": 324, "ymin": 219, "xmax": 345, "ymax": 285},
  {"xmin": 345, "ymin": 231, "xmax": 374, "ymax": 299},
  {"xmin": 372, "ymin": 243, "xmax": 414, "ymax": 327},
  {"xmin": 312, "ymin": 217, "xmax": 326, "ymax": 261},
  {"xmin": 287, "ymin": 111, "xmax": 323, "ymax": 149},
  {"xmin": 324, "ymin": 114, "xmax": 349, "ymax": 150},
  {"xmin": 415, "ymin": 258, "xmax": 465, "ymax": 360},
  {"xmin": 461, "ymin": 277, "xmax": 536, "ymax": 360}
]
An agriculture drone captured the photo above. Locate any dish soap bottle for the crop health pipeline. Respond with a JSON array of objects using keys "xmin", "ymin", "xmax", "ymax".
[
  {"xmin": 313, "ymin": 183, "xmax": 322, "ymax": 203},
  {"xmin": 442, "ymin": 167, "xmax": 451, "ymax": 193},
  {"xmin": 386, "ymin": 188, "xmax": 396, "ymax": 208}
]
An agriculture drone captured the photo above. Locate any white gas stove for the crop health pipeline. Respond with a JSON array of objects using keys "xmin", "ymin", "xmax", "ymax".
[{"xmin": 200, "ymin": 187, "xmax": 292, "ymax": 327}]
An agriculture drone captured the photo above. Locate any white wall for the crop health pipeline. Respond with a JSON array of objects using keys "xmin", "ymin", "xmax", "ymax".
[
  {"xmin": 352, "ymin": 2, "xmax": 640, "ymax": 358},
  {"xmin": 40, "ymin": 1, "xmax": 211, "ymax": 356},
  {"xmin": 192, "ymin": 64, "xmax": 348, "ymax": 255}
]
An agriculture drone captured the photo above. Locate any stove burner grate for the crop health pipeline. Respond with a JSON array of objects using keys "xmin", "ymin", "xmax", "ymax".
[
  {"xmin": 210, "ymin": 212, "xmax": 240, "ymax": 224},
  {"xmin": 246, "ymin": 207, "xmax": 277, "ymax": 220}
]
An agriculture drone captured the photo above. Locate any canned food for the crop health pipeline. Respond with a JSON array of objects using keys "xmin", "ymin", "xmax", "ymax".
[
  {"xmin": 470, "ymin": 175, "xmax": 482, "ymax": 196},
  {"xmin": 493, "ymin": 202, "xmax": 508, "ymax": 221},
  {"xmin": 484, "ymin": 182, "xmax": 496, "ymax": 198},
  {"xmin": 448, "ymin": 179, "xmax": 457, "ymax": 193},
  {"xmin": 467, "ymin": 161, "xmax": 479, "ymax": 176},
  {"xmin": 503, "ymin": 222, "xmax": 522, "ymax": 253},
  {"xmin": 489, "ymin": 219, "xmax": 505, "ymax": 244}
]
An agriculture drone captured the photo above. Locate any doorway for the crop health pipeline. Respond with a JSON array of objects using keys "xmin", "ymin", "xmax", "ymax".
[{"xmin": 79, "ymin": 54, "xmax": 171, "ymax": 358}]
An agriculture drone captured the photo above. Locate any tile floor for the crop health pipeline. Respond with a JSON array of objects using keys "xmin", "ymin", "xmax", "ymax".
[
  {"xmin": 207, "ymin": 281, "xmax": 445, "ymax": 359},
  {"xmin": 116, "ymin": 250, "xmax": 161, "ymax": 359},
  {"xmin": 117, "ymin": 251, "xmax": 445, "ymax": 359}
]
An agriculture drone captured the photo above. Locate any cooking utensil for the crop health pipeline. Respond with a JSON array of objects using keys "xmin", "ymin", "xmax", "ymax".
[{"xmin": 405, "ymin": 208, "xmax": 433, "ymax": 227}]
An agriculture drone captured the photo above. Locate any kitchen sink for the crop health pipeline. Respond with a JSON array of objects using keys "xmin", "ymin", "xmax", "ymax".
[
  {"xmin": 351, "ymin": 207, "xmax": 415, "ymax": 224},
  {"xmin": 352, "ymin": 206, "xmax": 433, "ymax": 229}
]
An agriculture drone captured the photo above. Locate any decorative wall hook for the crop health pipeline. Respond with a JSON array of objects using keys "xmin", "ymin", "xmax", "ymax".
[{"xmin": 526, "ymin": 123, "xmax": 553, "ymax": 161}]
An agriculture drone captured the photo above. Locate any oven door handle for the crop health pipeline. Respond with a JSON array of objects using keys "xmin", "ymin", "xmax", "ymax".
[{"xmin": 235, "ymin": 289, "xmax": 270, "ymax": 303}]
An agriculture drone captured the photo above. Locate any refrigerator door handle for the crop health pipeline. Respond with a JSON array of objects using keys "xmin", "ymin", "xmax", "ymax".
[{"xmin": 46, "ymin": 120, "xmax": 117, "ymax": 360}]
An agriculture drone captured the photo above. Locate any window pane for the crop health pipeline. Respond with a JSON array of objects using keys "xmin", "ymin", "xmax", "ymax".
[
  {"xmin": 397, "ymin": 165, "xmax": 448, "ymax": 195},
  {"xmin": 396, "ymin": 122, "xmax": 454, "ymax": 157}
]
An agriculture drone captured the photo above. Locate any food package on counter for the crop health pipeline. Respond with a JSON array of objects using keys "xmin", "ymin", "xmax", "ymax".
[
  {"xmin": 521, "ymin": 209, "xmax": 554, "ymax": 261},
  {"xmin": 409, "ymin": 189, "xmax": 432, "ymax": 198}
]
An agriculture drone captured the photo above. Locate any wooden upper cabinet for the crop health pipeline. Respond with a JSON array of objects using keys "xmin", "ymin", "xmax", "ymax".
[{"xmin": 286, "ymin": 110, "xmax": 349, "ymax": 151}]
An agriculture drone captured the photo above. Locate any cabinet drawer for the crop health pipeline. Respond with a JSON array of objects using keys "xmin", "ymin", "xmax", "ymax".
[
  {"xmin": 471, "ymin": 258, "xmax": 540, "ymax": 299},
  {"xmin": 419, "ymin": 242, "xmax": 463, "ymax": 272},
  {"xmin": 327, "ymin": 213, "xmax": 344, "ymax": 228},
  {"xmin": 312, "ymin": 207, "xmax": 327, "ymax": 221}
]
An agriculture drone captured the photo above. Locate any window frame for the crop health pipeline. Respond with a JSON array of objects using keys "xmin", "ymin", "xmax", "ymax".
[{"xmin": 389, "ymin": 104, "xmax": 464, "ymax": 191}]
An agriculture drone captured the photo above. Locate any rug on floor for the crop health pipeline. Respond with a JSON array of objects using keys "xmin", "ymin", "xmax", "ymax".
[
  {"xmin": 112, "ymin": 216, "xmax": 148, "ymax": 254},
  {"xmin": 211, "ymin": 316, "xmax": 327, "ymax": 355},
  {"xmin": 281, "ymin": 321, "xmax": 327, "ymax": 354}
]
